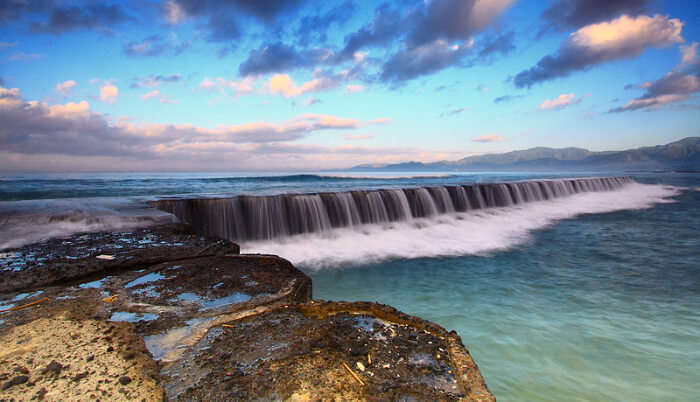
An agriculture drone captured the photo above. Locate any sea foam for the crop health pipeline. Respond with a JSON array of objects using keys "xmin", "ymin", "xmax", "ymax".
[
  {"xmin": 0, "ymin": 198, "xmax": 173, "ymax": 250},
  {"xmin": 243, "ymin": 183, "xmax": 681, "ymax": 269}
]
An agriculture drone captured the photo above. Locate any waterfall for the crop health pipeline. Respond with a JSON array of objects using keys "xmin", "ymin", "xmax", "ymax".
[{"xmin": 153, "ymin": 177, "xmax": 634, "ymax": 242}]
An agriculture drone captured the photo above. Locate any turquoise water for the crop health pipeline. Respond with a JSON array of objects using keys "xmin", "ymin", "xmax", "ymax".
[
  {"xmin": 304, "ymin": 175, "xmax": 700, "ymax": 401},
  {"xmin": 1, "ymin": 171, "xmax": 698, "ymax": 400}
]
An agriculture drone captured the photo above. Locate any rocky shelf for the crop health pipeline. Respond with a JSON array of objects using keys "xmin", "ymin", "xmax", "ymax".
[{"xmin": 0, "ymin": 224, "xmax": 494, "ymax": 401}]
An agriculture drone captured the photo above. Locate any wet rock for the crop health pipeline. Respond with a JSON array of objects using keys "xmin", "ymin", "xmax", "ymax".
[
  {"xmin": 0, "ymin": 228, "xmax": 493, "ymax": 401},
  {"xmin": 160, "ymin": 302, "xmax": 493, "ymax": 401},
  {"xmin": 0, "ymin": 224, "xmax": 240, "ymax": 293}
]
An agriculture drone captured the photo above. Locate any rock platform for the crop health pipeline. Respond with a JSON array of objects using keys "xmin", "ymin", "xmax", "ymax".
[{"xmin": 0, "ymin": 224, "xmax": 493, "ymax": 401}]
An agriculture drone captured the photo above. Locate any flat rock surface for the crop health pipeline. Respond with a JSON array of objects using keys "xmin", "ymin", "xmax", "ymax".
[
  {"xmin": 0, "ymin": 224, "xmax": 239, "ymax": 293},
  {"xmin": 0, "ymin": 228, "xmax": 493, "ymax": 401},
  {"xmin": 162, "ymin": 301, "xmax": 493, "ymax": 401},
  {"xmin": 0, "ymin": 315, "xmax": 161, "ymax": 401}
]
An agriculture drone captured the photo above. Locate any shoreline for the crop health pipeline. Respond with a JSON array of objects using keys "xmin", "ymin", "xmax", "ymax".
[{"xmin": 0, "ymin": 223, "xmax": 494, "ymax": 400}]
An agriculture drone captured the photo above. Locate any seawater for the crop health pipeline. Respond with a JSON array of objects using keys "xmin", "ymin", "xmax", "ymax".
[{"xmin": 1, "ymin": 171, "xmax": 698, "ymax": 401}]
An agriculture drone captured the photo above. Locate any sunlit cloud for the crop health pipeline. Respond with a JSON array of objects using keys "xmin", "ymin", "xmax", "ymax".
[
  {"xmin": 472, "ymin": 134, "xmax": 504, "ymax": 142},
  {"xmin": 268, "ymin": 74, "xmax": 340, "ymax": 98},
  {"xmin": 516, "ymin": 14, "xmax": 683, "ymax": 87},
  {"xmin": 163, "ymin": 1, "xmax": 187, "ymax": 25},
  {"xmin": 56, "ymin": 80, "xmax": 76, "ymax": 96},
  {"xmin": 0, "ymin": 85, "xmax": 424, "ymax": 170},
  {"xmin": 141, "ymin": 90, "xmax": 160, "ymax": 100},
  {"xmin": 99, "ymin": 84, "xmax": 119, "ymax": 104},
  {"xmin": 345, "ymin": 84, "xmax": 364, "ymax": 93},
  {"xmin": 539, "ymin": 93, "xmax": 584, "ymax": 110},
  {"xmin": 611, "ymin": 43, "xmax": 700, "ymax": 112},
  {"xmin": 198, "ymin": 76, "xmax": 255, "ymax": 96}
]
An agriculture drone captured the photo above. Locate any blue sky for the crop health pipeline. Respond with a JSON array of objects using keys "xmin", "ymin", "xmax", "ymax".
[{"xmin": 1, "ymin": 0, "xmax": 699, "ymax": 171}]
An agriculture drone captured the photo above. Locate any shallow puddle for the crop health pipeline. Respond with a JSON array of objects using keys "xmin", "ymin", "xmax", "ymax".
[
  {"xmin": 144, "ymin": 317, "xmax": 213, "ymax": 361},
  {"xmin": 79, "ymin": 277, "xmax": 109, "ymax": 289},
  {"xmin": 175, "ymin": 292, "xmax": 251, "ymax": 310},
  {"xmin": 110, "ymin": 311, "xmax": 159, "ymax": 322},
  {"xmin": 126, "ymin": 272, "xmax": 165, "ymax": 288}
]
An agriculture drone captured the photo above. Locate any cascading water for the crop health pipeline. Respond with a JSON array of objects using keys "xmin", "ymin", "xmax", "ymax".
[{"xmin": 153, "ymin": 177, "xmax": 633, "ymax": 242}]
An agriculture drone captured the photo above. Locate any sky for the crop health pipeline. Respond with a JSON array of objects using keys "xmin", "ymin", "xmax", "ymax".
[{"xmin": 1, "ymin": 0, "xmax": 699, "ymax": 172}]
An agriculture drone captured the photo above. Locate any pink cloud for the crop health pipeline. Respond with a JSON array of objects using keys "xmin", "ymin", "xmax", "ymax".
[
  {"xmin": 539, "ymin": 93, "xmax": 582, "ymax": 110},
  {"xmin": 56, "ymin": 80, "xmax": 76, "ymax": 96},
  {"xmin": 268, "ymin": 74, "xmax": 340, "ymax": 98},
  {"xmin": 99, "ymin": 84, "xmax": 119, "ymax": 104},
  {"xmin": 472, "ymin": 134, "xmax": 503, "ymax": 142},
  {"xmin": 345, "ymin": 84, "xmax": 364, "ymax": 93}
]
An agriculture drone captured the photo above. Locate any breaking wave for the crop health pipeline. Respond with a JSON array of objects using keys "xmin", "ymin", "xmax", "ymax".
[
  {"xmin": 242, "ymin": 183, "xmax": 681, "ymax": 269},
  {"xmin": 0, "ymin": 198, "xmax": 174, "ymax": 250}
]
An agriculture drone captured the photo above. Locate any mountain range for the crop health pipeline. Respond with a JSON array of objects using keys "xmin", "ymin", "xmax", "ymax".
[{"xmin": 351, "ymin": 137, "xmax": 700, "ymax": 172}]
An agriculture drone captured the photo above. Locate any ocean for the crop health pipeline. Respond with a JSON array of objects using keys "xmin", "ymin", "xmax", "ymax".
[{"xmin": 1, "ymin": 171, "xmax": 698, "ymax": 401}]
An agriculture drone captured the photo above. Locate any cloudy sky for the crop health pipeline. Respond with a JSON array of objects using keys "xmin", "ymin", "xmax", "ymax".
[{"xmin": 1, "ymin": 0, "xmax": 699, "ymax": 171}]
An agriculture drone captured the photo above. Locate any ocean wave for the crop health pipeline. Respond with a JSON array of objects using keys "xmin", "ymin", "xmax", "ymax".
[
  {"xmin": 0, "ymin": 198, "xmax": 174, "ymax": 250},
  {"xmin": 242, "ymin": 183, "xmax": 681, "ymax": 269},
  {"xmin": 0, "ymin": 214, "xmax": 174, "ymax": 250}
]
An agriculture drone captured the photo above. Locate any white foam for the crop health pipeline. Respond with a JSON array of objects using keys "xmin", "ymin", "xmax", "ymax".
[
  {"xmin": 242, "ymin": 183, "xmax": 681, "ymax": 270},
  {"xmin": 0, "ymin": 197, "xmax": 173, "ymax": 250}
]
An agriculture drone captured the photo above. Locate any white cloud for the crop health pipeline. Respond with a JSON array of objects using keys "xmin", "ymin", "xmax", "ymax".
[
  {"xmin": 570, "ymin": 14, "xmax": 683, "ymax": 52},
  {"xmin": 611, "ymin": 43, "xmax": 700, "ymax": 113},
  {"xmin": 199, "ymin": 78, "xmax": 216, "ymax": 90},
  {"xmin": 141, "ymin": 90, "xmax": 160, "ymax": 100},
  {"xmin": 48, "ymin": 101, "xmax": 90, "ymax": 118},
  {"xmin": 345, "ymin": 84, "xmax": 364, "ymax": 93},
  {"xmin": 199, "ymin": 76, "xmax": 255, "ymax": 96},
  {"xmin": 268, "ymin": 74, "xmax": 340, "ymax": 98},
  {"xmin": 516, "ymin": 14, "xmax": 684, "ymax": 87},
  {"xmin": 472, "ymin": 134, "xmax": 503, "ymax": 142},
  {"xmin": 163, "ymin": 1, "xmax": 187, "ymax": 24},
  {"xmin": 679, "ymin": 42, "xmax": 699, "ymax": 70},
  {"xmin": 0, "ymin": 86, "xmax": 465, "ymax": 171},
  {"xmin": 539, "ymin": 93, "xmax": 583, "ymax": 110},
  {"xmin": 0, "ymin": 86, "xmax": 23, "ymax": 108},
  {"xmin": 56, "ymin": 80, "xmax": 76, "ymax": 96},
  {"xmin": 353, "ymin": 51, "xmax": 368, "ymax": 62},
  {"xmin": 100, "ymin": 84, "xmax": 119, "ymax": 104}
]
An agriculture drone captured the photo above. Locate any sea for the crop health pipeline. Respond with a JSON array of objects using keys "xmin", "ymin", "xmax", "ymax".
[{"xmin": 1, "ymin": 171, "xmax": 698, "ymax": 401}]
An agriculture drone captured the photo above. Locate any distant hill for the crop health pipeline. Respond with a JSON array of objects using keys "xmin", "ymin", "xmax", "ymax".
[{"xmin": 351, "ymin": 137, "xmax": 700, "ymax": 172}]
